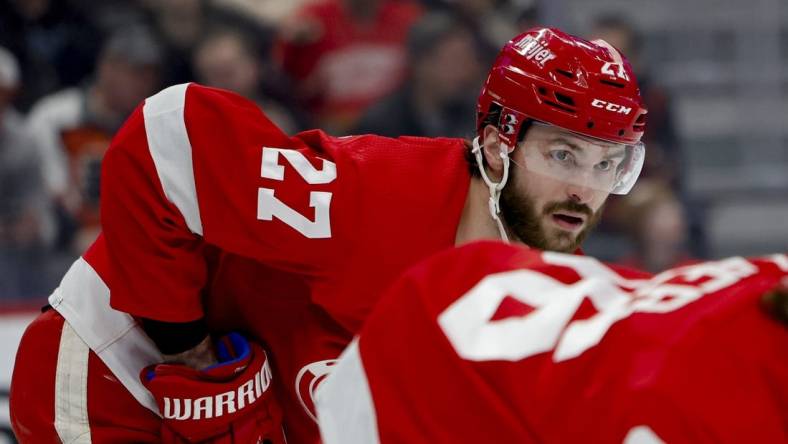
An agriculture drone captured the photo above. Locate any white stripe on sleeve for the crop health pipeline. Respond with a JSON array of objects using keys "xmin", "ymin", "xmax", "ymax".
[
  {"xmin": 315, "ymin": 339, "xmax": 380, "ymax": 444},
  {"xmin": 54, "ymin": 322, "xmax": 92, "ymax": 444},
  {"xmin": 623, "ymin": 426, "xmax": 666, "ymax": 444},
  {"xmin": 49, "ymin": 258, "xmax": 162, "ymax": 416},
  {"xmin": 142, "ymin": 83, "xmax": 203, "ymax": 235}
]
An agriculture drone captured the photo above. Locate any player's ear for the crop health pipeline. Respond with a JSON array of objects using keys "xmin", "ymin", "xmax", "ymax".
[{"xmin": 482, "ymin": 125, "xmax": 506, "ymax": 180}]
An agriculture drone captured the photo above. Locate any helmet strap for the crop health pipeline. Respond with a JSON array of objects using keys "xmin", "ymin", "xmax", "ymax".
[{"xmin": 472, "ymin": 136, "xmax": 510, "ymax": 243}]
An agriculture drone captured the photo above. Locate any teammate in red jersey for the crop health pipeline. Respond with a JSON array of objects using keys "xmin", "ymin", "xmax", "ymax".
[
  {"xmin": 317, "ymin": 241, "xmax": 788, "ymax": 444},
  {"xmin": 11, "ymin": 28, "xmax": 649, "ymax": 443}
]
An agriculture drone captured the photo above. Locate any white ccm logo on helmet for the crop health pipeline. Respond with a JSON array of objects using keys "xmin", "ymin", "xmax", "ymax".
[
  {"xmin": 591, "ymin": 99, "xmax": 632, "ymax": 115},
  {"xmin": 512, "ymin": 35, "xmax": 557, "ymax": 67}
]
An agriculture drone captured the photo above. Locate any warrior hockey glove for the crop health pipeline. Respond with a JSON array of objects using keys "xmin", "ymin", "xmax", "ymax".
[{"xmin": 142, "ymin": 332, "xmax": 285, "ymax": 443}]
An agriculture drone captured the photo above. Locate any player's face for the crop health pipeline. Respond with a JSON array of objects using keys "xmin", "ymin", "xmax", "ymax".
[{"xmin": 501, "ymin": 125, "xmax": 610, "ymax": 252}]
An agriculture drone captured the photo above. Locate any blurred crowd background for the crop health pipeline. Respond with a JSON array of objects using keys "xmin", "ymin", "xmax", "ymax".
[{"xmin": 0, "ymin": 0, "xmax": 786, "ymax": 307}]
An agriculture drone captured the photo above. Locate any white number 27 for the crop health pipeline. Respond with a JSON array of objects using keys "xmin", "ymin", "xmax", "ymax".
[{"xmin": 257, "ymin": 147, "xmax": 336, "ymax": 238}]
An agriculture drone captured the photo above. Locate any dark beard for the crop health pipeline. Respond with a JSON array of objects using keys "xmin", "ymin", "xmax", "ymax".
[{"xmin": 500, "ymin": 168, "xmax": 603, "ymax": 253}]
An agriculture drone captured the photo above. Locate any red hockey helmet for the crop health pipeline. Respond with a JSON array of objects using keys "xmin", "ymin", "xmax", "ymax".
[{"xmin": 477, "ymin": 27, "xmax": 647, "ymax": 148}]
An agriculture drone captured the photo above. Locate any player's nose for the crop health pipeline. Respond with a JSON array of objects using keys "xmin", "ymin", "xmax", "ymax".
[{"xmin": 565, "ymin": 183, "xmax": 593, "ymax": 204}]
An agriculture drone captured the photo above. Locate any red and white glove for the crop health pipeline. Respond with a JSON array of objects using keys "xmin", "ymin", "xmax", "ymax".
[{"xmin": 142, "ymin": 333, "xmax": 286, "ymax": 443}]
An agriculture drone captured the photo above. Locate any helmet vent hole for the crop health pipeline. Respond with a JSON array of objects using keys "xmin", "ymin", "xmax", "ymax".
[
  {"xmin": 586, "ymin": 121, "xmax": 595, "ymax": 129},
  {"xmin": 538, "ymin": 86, "xmax": 548, "ymax": 96},
  {"xmin": 618, "ymin": 129, "xmax": 625, "ymax": 136},
  {"xmin": 555, "ymin": 69, "xmax": 575, "ymax": 79},
  {"xmin": 543, "ymin": 100, "xmax": 575, "ymax": 114},
  {"xmin": 599, "ymin": 79, "xmax": 625, "ymax": 88},
  {"xmin": 554, "ymin": 92, "xmax": 575, "ymax": 107}
]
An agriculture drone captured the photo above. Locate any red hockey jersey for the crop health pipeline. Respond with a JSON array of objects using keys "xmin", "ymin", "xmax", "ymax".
[
  {"xmin": 100, "ymin": 82, "xmax": 470, "ymax": 332},
  {"xmin": 63, "ymin": 82, "xmax": 473, "ymax": 442},
  {"xmin": 316, "ymin": 241, "xmax": 788, "ymax": 444}
]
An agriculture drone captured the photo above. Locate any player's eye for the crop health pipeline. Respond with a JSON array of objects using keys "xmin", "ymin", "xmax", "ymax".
[
  {"xmin": 550, "ymin": 149, "xmax": 572, "ymax": 163},
  {"xmin": 595, "ymin": 160, "xmax": 612, "ymax": 171}
]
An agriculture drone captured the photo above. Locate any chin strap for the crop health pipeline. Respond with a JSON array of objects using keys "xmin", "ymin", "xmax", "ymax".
[{"xmin": 472, "ymin": 136, "xmax": 510, "ymax": 243}]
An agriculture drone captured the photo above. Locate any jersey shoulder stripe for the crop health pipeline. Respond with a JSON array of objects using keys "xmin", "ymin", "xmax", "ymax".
[{"xmin": 142, "ymin": 83, "xmax": 202, "ymax": 235}]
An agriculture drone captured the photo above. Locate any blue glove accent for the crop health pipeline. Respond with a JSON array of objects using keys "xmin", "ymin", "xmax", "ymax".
[
  {"xmin": 143, "ymin": 332, "xmax": 252, "ymax": 382},
  {"xmin": 145, "ymin": 368, "xmax": 156, "ymax": 382},
  {"xmin": 204, "ymin": 332, "xmax": 251, "ymax": 371}
]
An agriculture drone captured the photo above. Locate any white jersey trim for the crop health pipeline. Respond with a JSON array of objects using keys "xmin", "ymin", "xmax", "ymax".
[
  {"xmin": 315, "ymin": 338, "xmax": 380, "ymax": 444},
  {"xmin": 49, "ymin": 258, "xmax": 163, "ymax": 416},
  {"xmin": 142, "ymin": 82, "xmax": 203, "ymax": 235},
  {"xmin": 623, "ymin": 425, "xmax": 666, "ymax": 444},
  {"xmin": 54, "ymin": 322, "xmax": 91, "ymax": 443}
]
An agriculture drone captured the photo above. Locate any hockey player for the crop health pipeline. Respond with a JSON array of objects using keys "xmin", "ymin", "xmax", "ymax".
[
  {"xmin": 11, "ymin": 28, "xmax": 647, "ymax": 443},
  {"xmin": 316, "ymin": 241, "xmax": 788, "ymax": 443}
]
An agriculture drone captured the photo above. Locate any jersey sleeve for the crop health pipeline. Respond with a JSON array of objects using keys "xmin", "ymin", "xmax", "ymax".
[{"xmin": 101, "ymin": 83, "xmax": 347, "ymax": 322}]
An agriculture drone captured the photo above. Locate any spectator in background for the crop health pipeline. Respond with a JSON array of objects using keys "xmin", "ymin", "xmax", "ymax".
[
  {"xmin": 211, "ymin": 0, "xmax": 318, "ymax": 28},
  {"xmin": 69, "ymin": 0, "xmax": 154, "ymax": 36},
  {"xmin": 148, "ymin": 0, "xmax": 300, "ymax": 88},
  {"xmin": 424, "ymin": 0, "xmax": 539, "ymax": 61},
  {"xmin": 618, "ymin": 180, "xmax": 692, "ymax": 272},
  {"xmin": 589, "ymin": 15, "xmax": 707, "ymax": 260},
  {"xmin": 354, "ymin": 12, "xmax": 483, "ymax": 138},
  {"xmin": 276, "ymin": 0, "xmax": 423, "ymax": 134},
  {"xmin": 514, "ymin": 1, "xmax": 541, "ymax": 31},
  {"xmin": 0, "ymin": 0, "xmax": 100, "ymax": 111},
  {"xmin": 147, "ymin": 0, "xmax": 204, "ymax": 85},
  {"xmin": 443, "ymin": 0, "xmax": 517, "ymax": 48},
  {"xmin": 193, "ymin": 27, "xmax": 302, "ymax": 134},
  {"xmin": 26, "ymin": 26, "xmax": 163, "ymax": 256},
  {"xmin": 0, "ymin": 47, "xmax": 55, "ymax": 299}
]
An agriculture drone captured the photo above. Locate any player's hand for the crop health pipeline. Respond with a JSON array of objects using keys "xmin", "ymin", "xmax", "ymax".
[{"xmin": 141, "ymin": 333, "xmax": 286, "ymax": 443}]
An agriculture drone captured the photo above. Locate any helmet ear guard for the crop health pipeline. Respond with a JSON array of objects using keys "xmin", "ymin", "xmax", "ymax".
[{"xmin": 497, "ymin": 107, "xmax": 526, "ymax": 153}]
